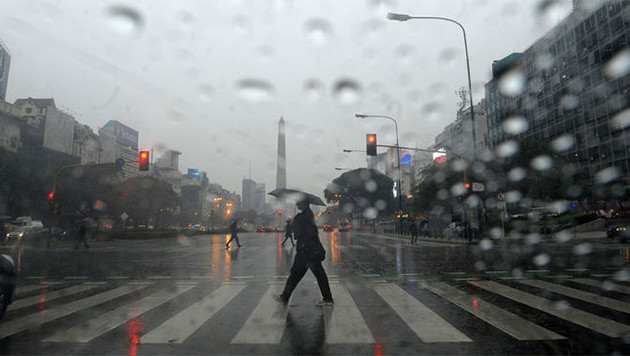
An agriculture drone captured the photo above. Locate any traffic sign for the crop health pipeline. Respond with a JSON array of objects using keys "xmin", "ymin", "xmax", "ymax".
[{"xmin": 115, "ymin": 158, "xmax": 125, "ymax": 168}]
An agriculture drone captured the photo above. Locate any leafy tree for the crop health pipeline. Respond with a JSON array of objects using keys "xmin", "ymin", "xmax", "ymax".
[
  {"xmin": 114, "ymin": 176, "xmax": 181, "ymax": 228},
  {"xmin": 324, "ymin": 168, "xmax": 394, "ymax": 219}
]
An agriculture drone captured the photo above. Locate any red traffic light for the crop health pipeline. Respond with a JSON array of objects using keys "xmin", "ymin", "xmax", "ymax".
[
  {"xmin": 138, "ymin": 150, "xmax": 150, "ymax": 171},
  {"xmin": 465, "ymin": 182, "xmax": 471, "ymax": 189},
  {"xmin": 366, "ymin": 134, "xmax": 377, "ymax": 156},
  {"xmin": 48, "ymin": 191, "xmax": 55, "ymax": 201}
]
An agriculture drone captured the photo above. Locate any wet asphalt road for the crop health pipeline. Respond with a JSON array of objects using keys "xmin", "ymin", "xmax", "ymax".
[{"xmin": 1, "ymin": 230, "xmax": 630, "ymax": 355}]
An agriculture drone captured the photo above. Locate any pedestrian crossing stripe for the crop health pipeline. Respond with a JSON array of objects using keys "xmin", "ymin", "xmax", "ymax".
[
  {"xmin": 571, "ymin": 278, "xmax": 630, "ymax": 295},
  {"xmin": 4, "ymin": 276, "xmax": 630, "ymax": 344},
  {"xmin": 471, "ymin": 280, "xmax": 630, "ymax": 338}
]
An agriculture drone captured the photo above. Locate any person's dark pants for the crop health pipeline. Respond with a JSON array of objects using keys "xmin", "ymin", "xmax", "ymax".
[
  {"xmin": 282, "ymin": 234, "xmax": 294, "ymax": 246},
  {"xmin": 226, "ymin": 233, "xmax": 240, "ymax": 247},
  {"xmin": 281, "ymin": 251, "xmax": 332, "ymax": 302},
  {"xmin": 75, "ymin": 235, "xmax": 89, "ymax": 249}
]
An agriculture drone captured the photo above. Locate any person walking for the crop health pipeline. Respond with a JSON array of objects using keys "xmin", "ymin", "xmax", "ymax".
[
  {"xmin": 75, "ymin": 219, "xmax": 89, "ymax": 249},
  {"xmin": 409, "ymin": 220, "xmax": 418, "ymax": 244},
  {"xmin": 274, "ymin": 199, "xmax": 333, "ymax": 307},
  {"xmin": 226, "ymin": 220, "xmax": 242, "ymax": 248},
  {"xmin": 281, "ymin": 219, "xmax": 294, "ymax": 246}
]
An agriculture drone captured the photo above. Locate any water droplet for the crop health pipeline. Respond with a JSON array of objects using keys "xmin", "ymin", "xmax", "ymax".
[
  {"xmin": 536, "ymin": 0, "xmax": 572, "ymax": 27},
  {"xmin": 533, "ymin": 253, "xmax": 551, "ymax": 266},
  {"xmin": 395, "ymin": 45, "xmax": 415, "ymax": 66},
  {"xmin": 451, "ymin": 183, "xmax": 467, "ymax": 197},
  {"xmin": 553, "ymin": 300, "xmax": 570, "ymax": 311},
  {"xmin": 530, "ymin": 155, "xmax": 552, "ymax": 171},
  {"xmin": 421, "ymin": 101, "xmax": 445, "ymax": 123},
  {"xmin": 551, "ymin": 134, "xmax": 575, "ymax": 152},
  {"xmin": 333, "ymin": 79, "xmax": 362, "ymax": 105},
  {"xmin": 555, "ymin": 230, "xmax": 572, "ymax": 243},
  {"xmin": 304, "ymin": 79, "xmax": 324, "ymax": 101},
  {"xmin": 375, "ymin": 200, "xmax": 387, "ymax": 210},
  {"xmin": 498, "ymin": 69, "xmax": 526, "ymax": 96},
  {"xmin": 496, "ymin": 140, "xmax": 519, "ymax": 158},
  {"xmin": 502, "ymin": 116, "xmax": 529, "ymax": 135},
  {"xmin": 438, "ymin": 47, "xmax": 459, "ymax": 67},
  {"xmin": 236, "ymin": 79, "xmax": 275, "ymax": 102},
  {"xmin": 535, "ymin": 53, "xmax": 554, "ymax": 71},
  {"xmin": 233, "ymin": 15, "xmax": 251, "ymax": 36},
  {"xmin": 614, "ymin": 268, "xmax": 630, "ymax": 282},
  {"xmin": 525, "ymin": 233, "xmax": 541, "ymax": 245},
  {"xmin": 602, "ymin": 280, "xmax": 615, "ymax": 292},
  {"xmin": 560, "ymin": 95, "xmax": 580, "ymax": 110},
  {"xmin": 106, "ymin": 5, "xmax": 144, "ymax": 37},
  {"xmin": 465, "ymin": 195, "xmax": 481, "ymax": 208},
  {"xmin": 363, "ymin": 207, "xmax": 378, "ymax": 219},
  {"xmin": 573, "ymin": 242, "xmax": 592, "ymax": 256},
  {"xmin": 257, "ymin": 45, "xmax": 276, "ymax": 63},
  {"xmin": 595, "ymin": 166, "xmax": 620, "ymax": 185},
  {"xmin": 611, "ymin": 108, "xmax": 630, "ymax": 130},
  {"xmin": 604, "ymin": 49, "xmax": 630, "ymax": 79},
  {"xmin": 437, "ymin": 189, "xmax": 449, "ymax": 201},
  {"xmin": 365, "ymin": 180, "xmax": 377, "ymax": 192},
  {"xmin": 198, "ymin": 84, "xmax": 214, "ymax": 101},
  {"xmin": 479, "ymin": 238, "xmax": 493, "ymax": 251},
  {"xmin": 168, "ymin": 110, "xmax": 186, "ymax": 123},
  {"xmin": 508, "ymin": 167, "xmax": 527, "ymax": 182},
  {"xmin": 304, "ymin": 18, "xmax": 332, "ymax": 44},
  {"xmin": 505, "ymin": 190, "xmax": 522, "ymax": 204},
  {"xmin": 368, "ymin": 0, "xmax": 397, "ymax": 12},
  {"xmin": 362, "ymin": 18, "xmax": 385, "ymax": 40}
]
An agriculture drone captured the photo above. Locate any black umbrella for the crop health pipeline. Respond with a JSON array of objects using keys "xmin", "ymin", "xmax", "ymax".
[{"xmin": 268, "ymin": 188, "xmax": 326, "ymax": 206}]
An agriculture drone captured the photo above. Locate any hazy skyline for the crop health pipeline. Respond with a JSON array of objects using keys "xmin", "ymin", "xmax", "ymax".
[{"xmin": 0, "ymin": 0, "xmax": 574, "ymax": 196}]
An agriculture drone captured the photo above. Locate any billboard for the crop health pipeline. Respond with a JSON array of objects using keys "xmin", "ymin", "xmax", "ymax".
[
  {"xmin": 432, "ymin": 148, "xmax": 447, "ymax": 164},
  {"xmin": 0, "ymin": 43, "xmax": 10, "ymax": 101},
  {"xmin": 103, "ymin": 120, "xmax": 138, "ymax": 149},
  {"xmin": 187, "ymin": 168, "xmax": 202, "ymax": 180}
]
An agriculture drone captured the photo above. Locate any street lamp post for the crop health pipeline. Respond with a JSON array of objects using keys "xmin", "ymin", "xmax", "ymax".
[
  {"xmin": 355, "ymin": 113, "xmax": 403, "ymax": 235},
  {"xmin": 387, "ymin": 12, "xmax": 477, "ymax": 160}
]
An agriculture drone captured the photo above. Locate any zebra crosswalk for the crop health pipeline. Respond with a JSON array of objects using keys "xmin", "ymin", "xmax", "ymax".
[{"xmin": 3, "ymin": 274, "xmax": 630, "ymax": 347}]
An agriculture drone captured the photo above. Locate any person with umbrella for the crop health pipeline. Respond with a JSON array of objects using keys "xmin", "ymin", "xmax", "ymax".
[
  {"xmin": 269, "ymin": 188, "xmax": 333, "ymax": 307},
  {"xmin": 226, "ymin": 218, "xmax": 242, "ymax": 248},
  {"xmin": 281, "ymin": 219, "xmax": 294, "ymax": 247}
]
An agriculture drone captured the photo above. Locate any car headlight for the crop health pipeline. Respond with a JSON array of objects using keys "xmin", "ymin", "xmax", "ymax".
[{"xmin": 18, "ymin": 232, "xmax": 24, "ymax": 238}]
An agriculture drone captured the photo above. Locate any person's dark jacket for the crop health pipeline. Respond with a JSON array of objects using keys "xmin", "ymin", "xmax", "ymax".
[{"xmin": 292, "ymin": 206, "xmax": 324, "ymax": 260}]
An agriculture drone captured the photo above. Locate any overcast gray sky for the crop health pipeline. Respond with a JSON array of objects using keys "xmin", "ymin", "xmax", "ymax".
[{"xmin": 0, "ymin": 0, "xmax": 575, "ymax": 197}]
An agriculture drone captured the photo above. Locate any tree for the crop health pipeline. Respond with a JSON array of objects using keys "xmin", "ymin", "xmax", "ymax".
[
  {"xmin": 324, "ymin": 168, "xmax": 394, "ymax": 219},
  {"xmin": 113, "ymin": 176, "xmax": 181, "ymax": 228}
]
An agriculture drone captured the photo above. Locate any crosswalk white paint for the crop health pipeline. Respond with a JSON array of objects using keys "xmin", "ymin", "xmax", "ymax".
[
  {"xmin": 15, "ymin": 283, "xmax": 57, "ymax": 294},
  {"xmin": 44, "ymin": 284, "xmax": 195, "ymax": 343},
  {"xmin": 230, "ymin": 287, "xmax": 289, "ymax": 344},
  {"xmin": 424, "ymin": 281, "xmax": 564, "ymax": 340},
  {"xmin": 472, "ymin": 281, "xmax": 630, "ymax": 338},
  {"xmin": 0, "ymin": 284, "xmax": 149, "ymax": 339},
  {"xmin": 324, "ymin": 284, "xmax": 374, "ymax": 343},
  {"xmin": 374, "ymin": 283, "xmax": 472, "ymax": 343},
  {"xmin": 571, "ymin": 278, "xmax": 630, "ymax": 295},
  {"xmin": 10, "ymin": 284, "xmax": 99, "ymax": 310},
  {"xmin": 513, "ymin": 279, "xmax": 630, "ymax": 314},
  {"xmin": 142, "ymin": 284, "xmax": 246, "ymax": 344}
]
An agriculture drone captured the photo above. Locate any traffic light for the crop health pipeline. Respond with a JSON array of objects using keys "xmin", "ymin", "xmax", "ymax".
[
  {"xmin": 366, "ymin": 134, "xmax": 377, "ymax": 156},
  {"xmin": 138, "ymin": 151, "xmax": 149, "ymax": 171},
  {"xmin": 48, "ymin": 191, "xmax": 55, "ymax": 202}
]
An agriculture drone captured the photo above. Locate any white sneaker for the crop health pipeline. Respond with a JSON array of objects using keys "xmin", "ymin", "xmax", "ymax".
[{"xmin": 315, "ymin": 300, "xmax": 334, "ymax": 307}]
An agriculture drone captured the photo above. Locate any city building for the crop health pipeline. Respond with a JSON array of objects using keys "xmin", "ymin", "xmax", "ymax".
[
  {"xmin": 0, "ymin": 100, "xmax": 21, "ymax": 153},
  {"xmin": 98, "ymin": 120, "xmax": 141, "ymax": 181},
  {"xmin": 155, "ymin": 149, "xmax": 183, "ymax": 196},
  {"xmin": 0, "ymin": 40, "xmax": 10, "ymax": 101},
  {"xmin": 72, "ymin": 122, "xmax": 102, "ymax": 165},
  {"xmin": 433, "ymin": 100, "xmax": 487, "ymax": 161},
  {"xmin": 242, "ymin": 178, "xmax": 257, "ymax": 211},
  {"xmin": 485, "ymin": 1, "xmax": 630, "ymax": 183}
]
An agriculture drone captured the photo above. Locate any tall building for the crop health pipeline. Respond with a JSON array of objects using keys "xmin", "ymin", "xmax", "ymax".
[
  {"xmin": 98, "ymin": 120, "xmax": 140, "ymax": 181},
  {"xmin": 485, "ymin": 0, "xmax": 630, "ymax": 182},
  {"xmin": 242, "ymin": 178, "xmax": 257, "ymax": 211},
  {"xmin": 0, "ymin": 40, "xmax": 10, "ymax": 101},
  {"xmin": 276, "ymin": 117, "xmax": 286, "ymax": 189}
]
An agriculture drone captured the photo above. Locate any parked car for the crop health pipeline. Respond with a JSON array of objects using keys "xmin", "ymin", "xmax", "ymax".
[
  {"xmin": 5, "ymin": 225, "xmax": 43, "ymax": 244},
  {"xmin": 607, "ymin": 224, "xmax": 630, "ymax": 243},
  {"xmin": 338, "ymin": 223, "xmax": 351, "ymax": 231},
  {"xmin": 323, "ymin": 224, "xmax": 334, "ymax": 232}
]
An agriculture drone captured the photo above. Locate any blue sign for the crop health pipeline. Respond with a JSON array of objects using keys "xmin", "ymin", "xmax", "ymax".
[
  {"xmin": 400, "ymin": 151, "xmax": 411, "ymax": 165},
  {"xmin": 115, "ymin": 158, "xmax": 125, "ymax": 167},
  {"xmin": 188, "ymin": 169, "xmax": 202, "ymax": 180}
]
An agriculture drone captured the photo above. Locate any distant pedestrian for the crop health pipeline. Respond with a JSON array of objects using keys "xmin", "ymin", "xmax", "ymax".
[
  {"xmin": 75, "ymin": 219, "xmax": 89, "ymax": 249},
  {"xmin": 282, "ymin": 219, "xmax": 294, "ymax": 247},
  {"xmin": 409, "ymin": 221, "xmax": 418, "ymax": 244},
  {"xmin": 422, "ymin": 220, "xmax": 429, "ymax": 237},
  {"xmin": 274, "ymin": 199, "xmax": 333, "ymax": 307},
  {"xmin": 226, "ymin": 220, "xmax": 242, "ymax": 248}
]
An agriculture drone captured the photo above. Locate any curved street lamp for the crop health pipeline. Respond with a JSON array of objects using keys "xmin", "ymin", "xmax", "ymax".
[
  {"xmin": 355, "ymin": 113, "xmax": 403, "ymax": 235},
  {"xmin": 387, "ymin": 12, "xmax": 477, "ymax": 160}
]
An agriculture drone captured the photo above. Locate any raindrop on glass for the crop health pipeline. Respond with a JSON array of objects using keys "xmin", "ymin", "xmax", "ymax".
[
  {"xmin": 533, "ymin": 253, "xmax": 551, "ymax": 266},
  {"xmin": 333, "ymin": 79, "xmax": 362, "ymax": 105},
  {"xmin": 198, "ymin": 84, "xmax": 214, "ymax": 102},
  {"xmin": 304, "ymin": 18, "xmax": 332, "ymax": 44},
  {"xmin": 508, "ymin": 167, "xmax": 527, "ymax": 182},
  {"xmin": 505, "ymin": 190, "xmax": 522, "ymax": 204},
  {"xmin": 106, "ymin": 5, "xmax": 144, "ymax": 37},
  {"xmin": 365, "ymin": 180, "xmax": 377, "ymax": 192},
  {"xmin": 304, "ymin": 79, "xmax": 324, "ymax": 101},
  {"xmin": 595, "ymin": 166, "xmax": 620, "ymax": 185},
  {"xmin": 535, "ymin": 52, "xmax": 554, "ymax": 70},
  {"xmin": 498, "ymin": 69, "xmax": 526, "ymax": 96},
  {"xmin": 536, "ymin": 0, "xmax": 572, "ymax": 27},
  {"xmin": 375, "ymin": 200, "xmax": 387, "ymax": 210},
  {"xmin": 395, "ymin": 45, "xmax": 415, "ymax": 66},
  {"xmin": 604, "ymin": 49, "xmax": 630, "ymax": 79},
  {"xmin": 496, "ymin": 140, "xmax": 519, "ymax": 158},
  {"xmin": 438, "ymin": 47, "xmax": 459, "ymax": 67},
  {"xmin": 614, "ymin": 269, "xmax": 630, "ymax": 282},
  {"xmin": 479, "ymin": 238, "xmax": 493, "ymax": 251},
  {"xmin": 363, "ymin": 207, "xmax": 378, "ymax": 219},
  {"xmin": 553, "ymin": 300, "xmax": 570, "ymax": 311},
  {"xmin": 257, "ymin": 45, "xmax": 276, "ymax": 63},
  {"xmin": 560, "ymin": 95, "xmax": 580, "ymax": 110},
  {"xmin": 573, "ymin": 242, "xmax": 592, "ymax": 256},
  {"xmin": 551, "ymin": 134, "xmax": 575, "ymax": 152},
  {"xmin": 502, "ymin": 116, "xmax": 529, "ymax": 135},
  {"xmin": 236, "ymin": 79, "xmax": 275, "ymax": 102},
  {"xmin": 530, "ymin": 155, "xmax": 552, "ymax": 171},
  {"xmin": 611, "ymin": 108, "xmax": 630, "ymax": 130}
]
